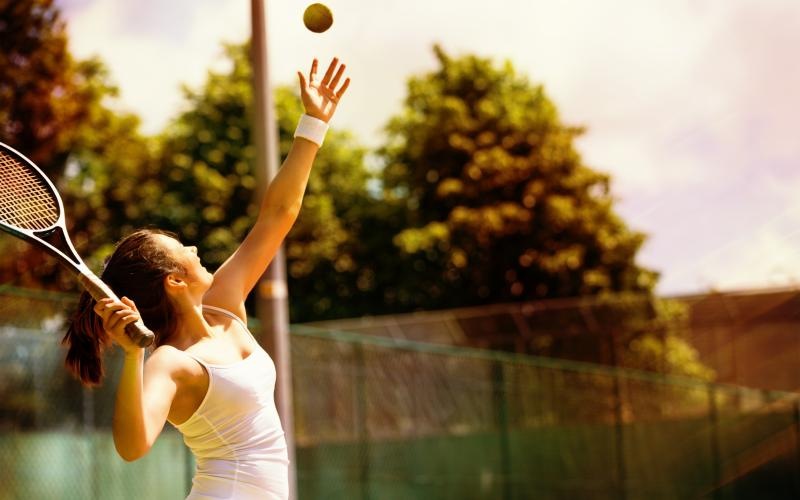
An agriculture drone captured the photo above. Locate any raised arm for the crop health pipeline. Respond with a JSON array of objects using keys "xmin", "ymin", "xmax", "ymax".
[{"xmin": 203, "ymin": 57, "xmax": 350, "ymax": 318}]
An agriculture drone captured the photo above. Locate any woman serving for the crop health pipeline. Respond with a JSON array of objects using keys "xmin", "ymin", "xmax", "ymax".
[{"xmin": 63, "ymin": 57, "xmax": 350, "ymax": 500}]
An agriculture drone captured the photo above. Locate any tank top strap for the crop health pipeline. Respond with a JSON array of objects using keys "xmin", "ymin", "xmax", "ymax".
[
  {"xmin": 182, "ymin": 350, "xmax": 210, "ymax": 370},
  {"xmin": 202, "ymin": 304, "xmax": 259, "ymax": 346},
  {"xmin": 202, "ymin": 304, "xmax": 248, "ymax": 329}
]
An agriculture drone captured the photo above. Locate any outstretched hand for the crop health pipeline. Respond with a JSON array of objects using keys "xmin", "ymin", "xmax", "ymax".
[{"xmin": 297, "ymin": 57, "xmax": 350, "ymax": 123}]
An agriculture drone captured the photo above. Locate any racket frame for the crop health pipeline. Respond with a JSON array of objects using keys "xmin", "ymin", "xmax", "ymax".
[{"xmin": 0, "ymin": 142, "xmax": 154, "ymax": 347}]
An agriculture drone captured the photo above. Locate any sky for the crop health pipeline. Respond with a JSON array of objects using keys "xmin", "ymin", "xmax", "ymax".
[{"xmin": 57, "ymin": 0, "xmax": 800, "ymax": 296}]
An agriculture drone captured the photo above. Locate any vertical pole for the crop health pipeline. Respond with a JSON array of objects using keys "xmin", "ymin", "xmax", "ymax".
[
  {"xmin": 492, "ymin": 359, "xmax": 512, "ymax": 500},
  {"xmin": 353, "ymin": 343, "xmax": 370, "ymax": 500},
  {"xmin": 707, "ymin": 384, "xmax": 722, "ymax": 500},
  {"xmin": 250, "ymin": 1, "xmax": 296, "ymax": 499},
  {"xmin": 793, "ymin": 400, "xmax": 800, "ymax": 496},
  {"xmin": 609, "ymin": 334, "xmax": 627, "ymax": 500},
  {"xmin": 82, "ymin": 383, "xmax": 97, "ymax": 500}
]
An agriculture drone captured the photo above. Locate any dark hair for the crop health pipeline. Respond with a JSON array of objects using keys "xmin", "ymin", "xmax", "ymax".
[{"xmin": 62, "ymin": 229, "xmax": 186, "ymax": 386}]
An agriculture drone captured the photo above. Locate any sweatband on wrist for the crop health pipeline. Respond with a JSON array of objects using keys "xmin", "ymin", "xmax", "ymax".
[{"xmin": 294, "ymin": 114, "xmax": 329, "ymax": 147}]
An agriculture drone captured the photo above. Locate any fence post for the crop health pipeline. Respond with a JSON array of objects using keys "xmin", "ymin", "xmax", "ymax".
[
  {"xmin": 82, "ymin": 383, "xmax": 98, "ymax": 500},
  {"xmin": 353, "ymin": 342, "xmax": 370, "ymax": 500},
  {"xmin": 707, "ymin": 384, "xmax": 722, "ymax": 500},
  {"xmin": 794, "ymin": 399, "xmax": 800, "ymax": 495},
  {"xmin": 608, "ymin": 334, "xmax": 627, "ymax": 500},
  {"xmin": 492, "ymin": 359, "xmax": 512, "ymax": 500}
]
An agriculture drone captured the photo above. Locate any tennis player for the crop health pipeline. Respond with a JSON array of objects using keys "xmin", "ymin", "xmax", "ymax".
[{"xmin": 63, "ymin": 57, "xmax": 349, "ymax": 500}]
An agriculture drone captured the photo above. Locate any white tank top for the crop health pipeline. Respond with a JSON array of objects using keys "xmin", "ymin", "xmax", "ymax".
[{"xmin": 171, "ymin": 305, "xmax": 289, "ymax": 500}]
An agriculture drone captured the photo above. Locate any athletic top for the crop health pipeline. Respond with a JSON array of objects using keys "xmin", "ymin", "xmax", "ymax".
[{"xmin": 171, "ymin": 305, "xmax": 289, "ymax": 500}]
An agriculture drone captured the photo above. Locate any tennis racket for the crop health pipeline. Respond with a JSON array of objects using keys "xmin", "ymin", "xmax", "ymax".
[{"xmin": 0, "ymin": 141, "xmax": 154, "ymax": 347}]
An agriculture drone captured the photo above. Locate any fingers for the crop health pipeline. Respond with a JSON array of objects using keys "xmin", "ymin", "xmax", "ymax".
[
  {"xmin": 329, "ymin": 63, "xmax": 346, "ymax": 89},
  {"xmin": 320, "ymin": 57, "xmax": 338, "ymax": 86},
  {"xmin": 111, "ymin": 312, "xmax": 140, "ymax": 333},
  {"xmin": 94, "ymin": 298, "xmax": 140, "ymax": 336},
  {"xmin": 335, "ymin": 77, "xmax": 351, "ymax": 99},
  {"xmin": 319, "ymin": 58, "xmax": 349, "ymax": 100},
  {"xmin": 309, "ymin": 58, "xmax": 318, "ymax": 83},
  {"xmin": 121, "ymin": 296, "xmax": 138, "ymax": 312},
  {"xmin": 301, "ymin": 57, "xmax": 350, "ymax": 118}
]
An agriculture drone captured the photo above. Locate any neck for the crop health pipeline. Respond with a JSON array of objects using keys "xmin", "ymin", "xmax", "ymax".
[{"xmin": 173, "ymin": 296, "xmax": 216, "ymax": 343}]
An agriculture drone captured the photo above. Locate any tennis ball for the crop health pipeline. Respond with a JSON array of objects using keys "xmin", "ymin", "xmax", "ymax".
[{"xmin": 303, "ymin": 3, "xmax": 333, "ymax": 33}]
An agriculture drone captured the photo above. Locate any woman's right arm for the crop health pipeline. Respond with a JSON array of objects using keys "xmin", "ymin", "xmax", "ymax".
[{"xmin": 95, "ymin": 298, "xmax": 178, "ymax": 461}]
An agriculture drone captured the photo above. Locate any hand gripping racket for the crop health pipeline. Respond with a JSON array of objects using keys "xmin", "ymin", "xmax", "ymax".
[{"xmin": 0, "ymin": 142, "xmax": 154, "ymax": 347}]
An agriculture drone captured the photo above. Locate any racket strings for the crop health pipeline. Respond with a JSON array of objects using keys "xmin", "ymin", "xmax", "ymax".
[{"xmin": 0, "ymin": 152, "xmax": 59, "ymax": 231}]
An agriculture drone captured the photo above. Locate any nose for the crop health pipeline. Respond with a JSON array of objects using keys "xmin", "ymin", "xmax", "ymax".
[{"xmin": 189, "ymin": 246, "xmax": 198, "ymax": 254}]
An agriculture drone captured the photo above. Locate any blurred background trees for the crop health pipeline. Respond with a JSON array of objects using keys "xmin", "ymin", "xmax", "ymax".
[
  {"xmin": 0, "ymin": 0, "xmax": 146, "ymax": 287},
  {"xmin": 0, "ymin": 0, "xmax": 710, "ymax": 379},
  {"xmin": 377, "ymin": 45, "xmax": 657, "ymax": 312}
]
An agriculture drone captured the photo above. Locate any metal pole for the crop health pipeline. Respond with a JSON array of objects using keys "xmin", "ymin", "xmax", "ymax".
[
  {"xmin": 353, "ymin": 342, "xmax": 370, "ymax": 500},
  {"xmin": 609, "ymin": 334, "xmax": 627, "ymax": 500},
  {"xmin": 250, "ymin": 1, "xmax": 297, "ymax": 499},
  {"xmin": 492, "ymin": 359, "xmax": 512, "ymax": 500},
  {"xmin": 707, "ymin": 384, "xmax": 721, "ymax": 500}
]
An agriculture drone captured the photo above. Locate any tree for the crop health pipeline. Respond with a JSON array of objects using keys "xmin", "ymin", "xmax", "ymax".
[
  {"xmin": 373, "ymin": 46, "xmax": 710, "ymax": 379},
  {"xmin": 0, "ymin": 0, "xmax": 152, "ymax": 288},
  {"xmin": 378, "ymin": 46, "xmax": 657, "ymax": 312},
  {"xmin": 0, "ymin": 17, "xmax": 376, "ymax": 321},
  {"xmin": 0, "ymin": 0, "xmax": 99, "ymax": 176},
  {"xmin": 155, "ymin": 43, "xmax": 373, "ymax": 322}
]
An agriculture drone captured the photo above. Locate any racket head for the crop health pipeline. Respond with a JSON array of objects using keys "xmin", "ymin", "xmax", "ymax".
[
  {"xmin": 0, "ymin": 142, "xmax": 155, "ymax": 347},
  {"xmin": 0, "ymin": 142, "xmax": 84, "ymax": 272},
  {"xmin": 0, "ymin": 142, "xmax": 64, "ymax": 236}
]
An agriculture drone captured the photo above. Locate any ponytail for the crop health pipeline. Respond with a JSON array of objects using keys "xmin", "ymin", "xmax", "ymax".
[
  {"xmin": 63, "ymin": 290, "xmax": 109, "ymax": 386},
  {"xmin": 61, "ymin": 228, "xmax": 185, "ymax": 386}
]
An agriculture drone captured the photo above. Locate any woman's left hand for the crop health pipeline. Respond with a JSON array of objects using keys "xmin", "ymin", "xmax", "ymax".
[{"xmin": 297, "ymin": 57, "xmax": 350, "ymax": 123}]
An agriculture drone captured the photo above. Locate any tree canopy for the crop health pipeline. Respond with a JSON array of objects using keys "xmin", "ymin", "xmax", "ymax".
[
  {"xmin": 376, "ymin": 46, "xmax": 657, "ymax": 311},
  {"xmin": 153, "ymin": 43, "xmax": 373, "ymax": 321},
  {"xmin": 0, "ymin": 0, "xmax": 148, "ymax": 287},
  {"xmin": 0, "ymin": 5, "xmax": 711, "ymax": 379}
]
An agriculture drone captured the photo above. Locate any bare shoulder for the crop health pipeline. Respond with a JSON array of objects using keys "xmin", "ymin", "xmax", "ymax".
[{"xmin": 145, "ymin": 345, "xmax": 201, "ymax": 380}]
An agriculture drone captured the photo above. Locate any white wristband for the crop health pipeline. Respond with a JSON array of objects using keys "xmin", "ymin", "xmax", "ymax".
[{"xmin": 294, "ymin": 114, "xmax": 329, "ymax": 147}]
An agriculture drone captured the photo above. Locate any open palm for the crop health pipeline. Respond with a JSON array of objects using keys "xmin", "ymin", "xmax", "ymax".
[{"xmin": 297, "ymin": 57, "xmax": 350, "ymax": 123}]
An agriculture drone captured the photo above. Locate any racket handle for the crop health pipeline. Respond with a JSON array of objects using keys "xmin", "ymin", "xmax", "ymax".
[
  {"xmin": 123, "ymin": 319, "xmax": 156, "ymax": 348},
  {"xmin": 77, "ymin": 272, "xmax": 155, "ymax": 347}
]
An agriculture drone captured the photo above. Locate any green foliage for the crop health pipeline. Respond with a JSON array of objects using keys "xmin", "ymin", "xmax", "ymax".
[
  {"xmin": 621, "ymin": 298, "xmax": 715, "ymax": 380},
  {"xmin": 0, "ymin": 7, "xmax": 712, "ymax": 380},
  {"xmin": 0, "ymin": 0, "xmax": 150, "ymax": 288},
  {"xmin": 153, "ymin": 43, "xmax": 260, "ymax": 261},
  {"xmin": 0, "ymin": 0, "xmax": 100, "ymax": 176},
  {"xmin": 153, "ymin": 44, "xmax": 373, "ymax": 321},
  {"xmin": 378, "ymin": 46, "xmax": 657, "ymax": 311}
]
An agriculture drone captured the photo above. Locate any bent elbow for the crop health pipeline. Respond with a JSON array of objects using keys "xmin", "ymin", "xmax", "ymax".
[
  {"xmin": 117, "ymin": 447, "xmax": 147, "ymax": 462},
  {"xmin": 114, "ymin": 439, "xmax": 150, "ymax": 462},
  {"xmin": 119, "ymin": 451, "xmax": 139, "ymax": 463}
]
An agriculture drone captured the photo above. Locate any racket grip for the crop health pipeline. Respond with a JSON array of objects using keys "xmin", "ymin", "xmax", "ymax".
[
  {"xmin": 77, "ymin": 272, "xmax": 155, "ymax": 347},
  {"xmin": 124, "ymin": 320, "xmax": 156, "ymax": 348}
]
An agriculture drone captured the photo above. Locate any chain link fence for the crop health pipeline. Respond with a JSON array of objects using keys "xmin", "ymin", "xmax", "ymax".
[{"xmin": 1, "ymin": 287, "xmax": 799, "ymax": 499}]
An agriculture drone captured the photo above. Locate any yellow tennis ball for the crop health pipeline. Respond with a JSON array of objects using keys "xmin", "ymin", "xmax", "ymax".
[{"xmin": 303, "ymin": 3, "xmax": 333, "ymax": 33}]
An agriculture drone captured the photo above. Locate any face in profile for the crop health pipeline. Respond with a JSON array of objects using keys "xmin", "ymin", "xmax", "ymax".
[{"xmin": 153, "ymin": 234, "xmax": 214, "ymax": 292}]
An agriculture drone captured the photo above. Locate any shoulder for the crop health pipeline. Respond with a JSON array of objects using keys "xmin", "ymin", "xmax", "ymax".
[{"xmin": 145, "ymin": 345, "xmax": 201, "ymax": 380}]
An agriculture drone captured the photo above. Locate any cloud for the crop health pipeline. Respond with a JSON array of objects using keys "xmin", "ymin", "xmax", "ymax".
[{"xmin": 62, "ymin": 0, "xmax": 248, "ymax": 133}]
